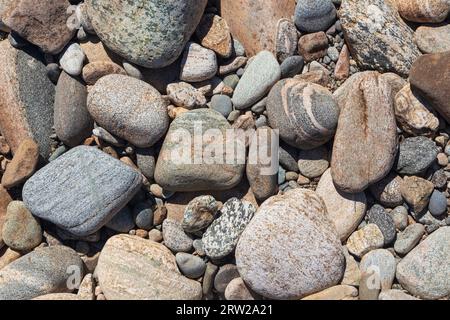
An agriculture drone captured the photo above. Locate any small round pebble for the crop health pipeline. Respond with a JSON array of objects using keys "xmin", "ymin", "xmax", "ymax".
[
  {"xmin": 429, "ymin": 190, "xmax": 447, "ymax": 217},
  {"xmin": 175, "ymin": 253, "xmax": 206, "ymax": 279},
  {"xmin": 132, "ymin": 201, "xmax": 154, "ymax": 230},
  {"xmin": 210, "ymin": 95, "xmax": 233, "ymax": 117}
]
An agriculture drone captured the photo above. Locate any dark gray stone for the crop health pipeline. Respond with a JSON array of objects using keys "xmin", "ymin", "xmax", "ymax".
[
  {"xmin": 105, "ymin": 206, "xmax": 135, "ymax": 233},
  {"xmin": 132, "ymin": 201, "xmax": 154, "ymax": 230},
  {"xmin": 429, "ymin": 190, "xmax": 447, "ymax": 217},
  {"xmin": 279, "ymin": 144, "xmax": 299, "ymax": 172},
  {"xmin": 280, "ymin": 56, "xmax": 305, "ymax": 79},
  {"xmin": 135, "ymin": 147, "xmax": 156, "ymax": 180},
  {"xmin": 396, "ymin": 137, "xmax": 437, "ymax": 175},
  {"xmin": 294, "ymin": 0, "xmax": 337, "ymax": 33},
  {"xmin": 367, "ymin": 204, "xmax": 397, "ymax": 245}
]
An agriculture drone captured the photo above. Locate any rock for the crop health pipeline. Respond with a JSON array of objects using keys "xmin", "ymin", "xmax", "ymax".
[
  {"xmin": 162, "ymin": 219, "xmax": 193, "ymax": 253},
  {"xmin": 87, "ymin": 74, "xmax": 169, "ymax": 148},
  {"xmin": 82, "ymin": 61, "xmax": 126, "ymax": 85},
  {"xmin": 396, "ymin": 227, "xmax": 450, "ymax": 299},
  {"xmin": 396, "ymin": 137, "xmax": 437, "ymax": 175},
  {"xmin": 334, "ymin": 44, "xmax": 350, "ymax": 80},
  {"xmin": 220, "ymin": 0, "xmax": 296, "ymax": 56},
  {"xmin": 297, "ymin": 147, "xmax": 329, "ymax": 179},
  {"xmin": 203, "ymin": 198, "xmax": 256, "ymax": 260},
  {"xmin": 429, "ymin": 190, "xmax": 447, "ymax": 217},
  {"xmin": 196, "ymin": 14, "xmax": 232, "ymax": 58},
  {"xmin": 294, "ymin": 0, "xmax": 337, "ymax": 33},
  {"xmin": 346, "ymin": 224, "xmax": 384, "ymax": 258},
  {"xmin": 2, "ymin": 201, "xmax": 41, "ymax": 252},
  {"xmin": 225, "ymin": 277, "xmax": 258, "ymax": 300},
  {"xmin": 302, "ymin": 285, "xmax": 358, "ymax": 300},
  {"xmin": 236, "ymin": 189, "xmax": 345, "ymax": 299},
  {"xmin": 279, "ymin": 144, "xmax": 299, "ymax": 172},
  {"xmin": 59, "ymin": 43, "xmax": 86, "ymax": 76},
  {"xmin": 280, "ymin": 56, "xmax": 304, "ymax": 79},
  {"xmin": 410, "ymin": 52, "xmax": 450, "ymax": 124},
  {"xmin": 203, "ymin": 262, "xmax": 218, "ymax": 295},
  {"xmin": 342, "ymin": 248, "xmax": 361, "ymax": 286},
  {"xmin": 298, "ymin": 32, "xmax": 329, "ymax": 62},
  {"xmin": 23, "ymin": 146, "xmax": 142, "ymax": 236},
  {"xmin": 316, "ymin": 169, "xmax": 366, "ymax": 242},
  {"xmin": 182, "ymin": 195, "xmax": 218, "ymax": 233},
  {"xmin": 154, "ymin": 109, "xmax": 245, "ymax": 192},
  {"xmin": 232, "ymin": 51, "xmax": 281, "ymax": 110},
  {"xmin": 179, "ymin": 42, "xmax": 217, "ymax": 82},
  {"xmin": 367, "ymin": 205, "xmax": 397, "ymax": 245},
  {"xmin": 246, "ymin": 127, "xmax": 278, "ymax": 201},
  {"xmin": 397, "ymin": 0, "xmax": 450, "ymax": 23},
  {"xmin": 77, "ymin": 274, "xmax": 95, "ymax": 300},
  {"xmin": 214, "ymin": 264, "xmax": 240, "ymax": 293},
  {"xmin": 0, "ymin": 245, "xmax": 83, "ymax": 300},
  {"xmin": 166, "ymin": 82, "xmax": 207, "ymax": 109},
  {"xmin": 359, "ymin": 270, "xmax": 380, "ymax": 300},
  {"xmin": 400, "ymin": 176, "xmax": 434, "ymax": 214},
  {"xmin": 175, "ymin": 253, "xmax": 206, "ymax": 279},
  {"xmin": 339, "ymin": 0, "xmax": 421, "ymax": 77},
  {"xmin": 0, "ymin": 186, "xmax": 13, "ymax": 248},
  {"xmin": 54, "ymin": 71, "xmax": 93, "ymax": 147},
  {"xmin": 135, "ymin": 148, "xmax": 156, "ymax": 181},
  {"xmin": 105, "ymin": 206, "xmax": 134, "ymax": 233},
  {"xmin": 415, "ymin": 24, "xmax": 450, "ymax": 54},
  {"xmin": 394, "ymin": 223, "xmax": 425, "ymax": 256},
  {"xmin": 331, "ymin": 72, "xmax": 397, "ymax": 193},
  {"xmin": 389, "ymin": 206, "xmax": 409, "ymax": 231},
  {"xmin": 360, "ymin": 249, "xmax": 396, "ymax": 291},
  {"xmin": 86, "ymin": 0, "xmax": 207, "ymax": 68},
  {"xmin": 132, "ymin": 202, "xmax": 154, "ymax": 230},
  {"xmin": 1, "ymin": 139, "xmax": 38, "ymax": 189},
  {"xmin": 0, "ymin": 248, "xmax": 21, "ymax": 270},
  {"xmin": 267, "ymin": 79, "xmax": 339, "ymax": 150},
  {"xmin": 148, "ymin": 229, "xmax": 163, "ymax": 242},
  {"xmin": 219, "ymin": 56, "xmax": 248, "ymax": 76},
  {"xmin": 275, "ymin": 19, "xmax": 298, "ymax": 62},
  {"xmin": 3, "ymin": 0, "xmax": 75, "ymax": 54},
  {"xmin": 0, "ymin": 41, "xmax": 55, "ymax": 159},
  {"xmin": 210, "ymin": 95, "xmax": 233, "ymax": 117},
  {"xmin": 96, "ymin": 235, "xmax": 202, "ymax": 299},
  {"xmin": 369, "ymin": 174, "xmax": 403, "ymax": 208},
  {"xmin": 394, "ymin": 84, "xmax": 439, "ymax": 136},
  {"xmin": 378, "ymin": 289, "xmax": 420, "ymax": 300}
]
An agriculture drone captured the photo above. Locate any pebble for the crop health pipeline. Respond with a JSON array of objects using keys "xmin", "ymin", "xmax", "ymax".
[
  {"xmin": 389, "ymin": 206, "xmax": 409, "ymax": 231},
  {"xmin": 342, "ymin": 248, "xmax": 361, "ymax": 286},
  {"xmin": 278, "ymin": 144, "xmax": 299, "ymax": 172},
  {"xmin": 0, "ymin": 246, "xmax": 83, "ymax": 300},
  {"xmin": 275, "ymin": 19, "xmax": 298, "ymax": 62},
  {"xmin": 360, "ymin": 249, "xmax": 396, "ymax": 291},
  {"xmin": 400, "ymin": 176, "xmax": 434, "ymax": 214},
  {"xmin": 298, "ymin": 32, "xmax": 329, "ymax": 62},
  {"xmin": 397, "ymin": 0, "xmax": 450, "ymax": 23},
  {"xmin": 82, "ymin": 61, "xmax": 126, "ymax": 85},
  {"xmin": 148, "ymin": 229, "xmax": 163, "ymax": 242},
  {"xmin": 213, "ymin": 264, "xmax": 240, "ymax": 293},
  {"xmin": 394, "ymin": 223, "xmax": 425, "ymax": 256},
  {"xmin": 162, "ymin": 219, "xmax": 193, "ymax": 253},
  {"xmin": 203, "ymin": 262, "xmax": 219, "ymax": 296},
  {"xmin": 210, "ymin": 95, "xmax": 233, "ymax": 117},
  {"xmin": 367, "ymin": 205, "xmax": 397, "ymax": 245},
  {"xmin": 378, "ymin": 289, "xmax": 420, "ymax": 300},
  {"xmin": 415, "ymin": 24, "xmax": 450, "ymax": 54},
  {"xmin": 59, "ymin": 43, "xmax": 85, "ymax": 76},
  {"xmin": 182, "ymin": 195, "xmax": 219, "ymax": 233},
  {"xmin": 1, "ymin": 139, "xmax": 38, "ymax": 189},
  {"xmin": 267, "ymin": 79, "xmax": 339, "ymax": 149},
  {"xmin": 193, "ymin": 239, "xmax": 205, "ymax": 256},
  {"xmin": 280, "ymin": 56, "xmax": 304, "ymax": 79},
  {"xmin": 175, "ymin": 253, "xmax": 206, "ymax": 279},
  {"xmin": 105, "ymin": 206, "xmax": 135, "ymax": 233},
  {"xmin": 302, "ymin": 285, "xmax": 358, "ymax": 300},
  {"xmin": 236, "ymin": 189, "xmax": 345, "ymax": 299},
  {"xmin": 45, "ymin": 63, "xmax": 61, "ymax": 84},
  {"xmin": 396, "ymin": 226, "xmax": 450, "ymax": 299},
  {"xmin": 294, "ymin": 0, "xmax": 337, "ymax": 33},
  {"xmin": 135, "ymin": 148, "xmax": 156, "ymax": 180},
  {"xmin": 225, "ymin": 277, "xmax": 258, "ymax": 300},
  {"xmin": 346, "ymin": 224, "xmax": 385, "ymax": 258},
  {"xmin": 92, "ymin": 127, "xmax": 125, "ymax": 147},
  {"xmin": 428, "ymin": 190, "xmax": 447, "ymax": 217},
  {"xmin": 334, "ymin": 44, "xmax": 350, "ymax": 80},
  {"xmin": 180, "ymin": 42, "xmax": 218, "ymax": 83},
  {"xmin": 132, "ymin": 202, "xmax": 154, "ymax": 230},
  {"xmin": 396, "ymin": 137, "xmax": 437, "ymax": 175},
  {"xmin": 166, "ymin": 82, "xmax": 207, "ymax": 109},
  {"xmin": 203, "ymin": 198, "xmax": 255, "ymax": 260},
  {"xmin": 327, "ymin": 46, "xmax": 339, "ymax": 62},
  {"xmin": 0, "ymin": 248, "xmax": 21, "ymax": 270},
  {"xmin": 88, "ymin": 74, "xmax": 169, "ymax": 148},
  {"xmin": 297, "ymin": 147, "xmax": 329, "ymax": 179},
  {"xmin": 77, "ymin": 274, "xmax": 95, "ymax": 300},
  {"xmin": 23, "ymin": 146, "xmax": 142, "ymax": 236},
  {"xmin": 369, "ymin": 173, "xmax": 403, "ymax": 208},
  {"xmin": 96, "ymin": 235, "xmax": 201, "ymax": 299},
  {"xmin": 87, "ymin": 0, "xmax": 207, "ymax": 68},
  {"xmin": 196, "ymin": 14, "xmax": 232, "ymax": 58},
  {"xmin": 219, "ymin": 56, "xmax": 248, "ymax": 76},
  {"xmin": 232, "ymin": 51, "xmax": 280, "ymax": 110}
]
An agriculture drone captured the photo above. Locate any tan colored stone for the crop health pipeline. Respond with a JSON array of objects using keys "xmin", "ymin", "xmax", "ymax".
[
  {"xmin": 196, "ymin": 14, "xmax": 232, "ymax": 58},
  {"xmin": 82, "ymin": 61, "xmax": 126, "ymax": 85},
  {"xmin": 0, "ymin": 247, "xmax": 21, "ymax": 270},
  {"xmin": 400, "ymin": 176, "xmax": 434, "ymax": 213},
  {"xmin": 33, "ymin": 293, "xmax": 84, "ymax": 300},
  {"xmin": 224, "ymin": 277, "xmax": 259, "ymax": 300},
  {"xmin": 346, "ymin": 224, "xmax": 384, "ymax": 258},
  {"xmin": 80, "ymin": 38, "xmax": 121, "ymax": 64},
  {"xmin": 301, "ymin": 285, "xmax": 358, "ymax": 300},
  {"xmin": 396, "ymin": 0, "xmax": 450, "ymax": 23},
  {"xmin": 298, "ymin": 32, "xmax": 328, "ymax": 62},
  {"xmin": 77, "ymin": 273, "xmax": 95, "ymax": 300},
  {"xmin": 0, "ymin": 185, "xmax": 12, "ymax": 248}
]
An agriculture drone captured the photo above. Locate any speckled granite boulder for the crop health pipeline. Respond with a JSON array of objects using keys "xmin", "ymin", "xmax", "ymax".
[
  {"xmin": 86, "ymin": 0, "xmax": 207, "ymax": 68},
  {"xmin": 0, "ymin": 246, "xmax": 84, "ymax": 300},
  {"xmin": 22, "ymin": 146, "xmax": 142, "ymax": 236},
  {"xmin": 236, "ymin": 189, "xmax": 345, "ymax": 299}
]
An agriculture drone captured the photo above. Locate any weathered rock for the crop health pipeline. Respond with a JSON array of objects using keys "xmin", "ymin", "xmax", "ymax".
[
  {"xmin": 415, "ymin": 24, "xmax": 450, "ymax": 54},
  {"xmin": 346, "ymin": 224, "xmax": 384, "ymax": 258},
  {"xmin": 59, "ymin": 43, "xmax": 86, "ymax": 77},
  {"xmin": 302, "ymin": 285, "xmax": 358, "ymax": 300},
  {"xmin": 334, "ymin": 44, "xmax": 350, "ymax": 80},
  {"xmin": 0, "ymin": 248, "xmax": 21, "ymax": 270},
  {"xmin": 400, "ymin": 176, "xmax": 434, "ymax": 214},
  {"xmin": 135, "ymin": 148, "xmax": 156, "ymax": 181},
  {"xmin": 82, "ymin": 61, "xmax": 126, "ymax": 85},
  {"xmin": 162, "ymin": 219, "xmax": 193, "ymax": 253},
  {"xmin": 394, "ymin": 223, "xmax": 425, "ymax": 256},
  {"xmin": 339, "ymin": 0, "xmax": 421, "ymax": 77},
  {"xmin": 236, "ymin": 189, "xmax": 345, "ymax": 299},
  {"xmin": 196, "ymin": 14, "xmax": 232, "ymax": 58},
  {"xmin": 298, "ymin": 32, "xmax": 329, "ymax": 62},
  {"xmin": 96, "ymin": 235, "xmax": 202, "ymax": 300},
  {"xmin": 360, "ymin": 249, "xmax": 396, "ymax": 291},
  {"xmin": 367, "ymin": 205, "xmax": 397, "ymax": 245},
  {"xmin": 23, "ymin": 146, "xmax": 142, "ymax": 236},
  {"xmin": 369, "ymin": 173, "xmax": 403, "ymax": 208},
  {"xmin": 182, "ymin": 195, "xmax": 219, "ymax": 233},
  {"xmin": 331, "ymin": 72, "xmax": 397, "ymax": 193},
  {"xmin": 166, "ymin": 82, "xmax": 206, "ymax": 109},
  {"xmin": 396, "ymin": 137, "xmax": 437, "ymax": 175},
  {"xmin": 179, "ymin": 42, "xmax": 217, "ymax": 82},
  {"xmin": 389, "ymin": 206, "xmax": 409, "ymax": 231},
  {"xmin": 297, "ymin": 147, "xmax": 329, "ymax": 179},
  {"xmin": 275, "ymin": 19, "xmax": 298, "ymax": 62},
  {"xmin": 86, "ymin": 0, "xmax": 208, "ymax": 68},
  {"xmin": 397, "ymin": 0, "xmax": 450, "ymax": 23}
]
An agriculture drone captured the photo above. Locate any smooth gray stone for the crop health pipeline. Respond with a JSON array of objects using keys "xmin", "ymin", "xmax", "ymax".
[
  {"xmin": 394, "ymin": 223, "xmax": 425, "ymax": 256},
  {"xmin": 136, "ymin": 147, "xmax": 156, "ymax": 180},
  {"xmin": 175, "ymin": 253, "xmax": 207, "ymax": 279},
  {"xmin": 23, "ymin": 146, "xmax": 142, "ymax": 236},
  {"xmin": 106, "ymin": 206, "xmax": 135, "ymax": 233},
  {"xmin": 0, "ymin": 246, "xmax": 84, "ymax": 300},
  {"xmin": 294, "ymin": 0, "xmax": 337, "ymax": 33}
]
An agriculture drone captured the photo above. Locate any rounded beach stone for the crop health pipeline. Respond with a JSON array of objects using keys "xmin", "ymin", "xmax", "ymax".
[
  {"xmin": 96, "ymin": 234, "xmax": 202, "ymax": 299},
  {"xmin": 369, "ymin": 173, "xmax": 403, "ymax": 208},
  {"xmin": 400, "ymin": 176, "xmax": 434, "ymax": 214},
  {"xmin": 297, "ymin": 147, "xmax": 329, "ymax": 179},
  {"xmin": 179, "ymin": 42, "xmax": 218, "ymax": 82},
  {"xmin": 236, "ymin": 188, "xmax": 345, "ymax": 299},
  {"xmin": 105, "ymin": 206, "xmax": 135, "ymax": 233},
  {"xmin": 210, "ymin": 95, "xmax": 233, "ymax": 118},
  {"xmin": 182, "ymin": 195, "xmax": 219, "ymax": 233},
  {"xmin": 175, "ymin": 253, "xmax": 206, "ymax": 279},
  {"xmin": 132, "ymin": 201, "xmax": 154, "ymax": 230},
  {"xmin": 59, "ymin": 43, "xmax": 86, "ymax": 76},
  {"xmin": 394, "ymin": 223, "xmax": 425, "ymax": 256},
  {"xmin": 86, "ymin": 0, "xmax": 208, "ymax": 68},
  {"xmin": 414, "ymin": 25, "xmax": 450, "ymax": 54},
  {"xmin": 346, "ymin": 224, "xmax": 384, "ymax": 258},
  {"xmin": 294, "ymin": 0, "xmax": 337, "ymax": 33},
  {"xmin": 214, "ymin": 264, "xmax": 240, "ymax": 293},
  {"xmin": 428, "ymin": 190, "xmax": 447, "ymax": 217},
  {"xmin": 360, "ymin": 249, "xmax": 396, "ymax": 291},
  {"xmin": 82, "ymin": 61, "xmax": 127, "ymax": 85},
  {"xmin": 225, "ymin": 277, "xmax": 259, "ymax": 300},
  {"xmin": 301, "ymin": 285, "xmax": 358, "ymax": 300},
  {"xmin": 162, "ymin": 219, "xmax": 193, "ymax": 253},
  {"xmin": 267, "ymin": 78, "xmax": 339, "ymax": 150},
  {"xmin": 87, "ymin": 74, "xmax": 169, "ymax": 148},
  {"xmin": 396, "ymin": 136, "xmax": 437, "ymax": 175},
  {"xmin": 367, "ymin": 204, "xmax": 397, "ymax": 245},
  {"xmin": 397, "ymin": 0, "xmax": 450, "ymax": 23}
]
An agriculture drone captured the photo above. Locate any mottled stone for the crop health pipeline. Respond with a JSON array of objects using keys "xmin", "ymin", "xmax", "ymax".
[
  {"xmin": 82, "ymin": 61, "xmax": 126, "ymax": 85},
  {"xmin": 214, "ymin": 264, "xmax": 240, "ymax": 294},
  {"xmin": 182, "ymin": 195, "xmax": 219, "ymax": 233},
  {"xmin": 203, "ymin": 198, "xmax": 255, "ymax": 260},
  {"xmin": 389, "ymin": 206, "xmax": 409, "ymax": 231},
  {"xmin": 87, "ymin": 0, "xmax": 207, "ymax": 68},
  {"xmin": 342, "ymin": 247, "xmax": 361, "ymax": 286},
  {"xmin": 236, "ymin": 189, "xmax": 345, "ymax": 299},
  {"xmin": 339, "ymin": 0, "xmax": 421, "ymax": 77},
  {"xmin": 166, "ymin": 82, "xmax": 207, "ymax": 109},
  {"xmin": 275, "ymin": 19, "xmax": 298, "ymax": 62},
  {"xmin": 267, "ymin": 79, "xmax": 339, "ymax": 150},
  {"xmin": 346, "ymin": 224, "xmax": 384, "ymax": 258},
  {"xmin": 297, "ymin": 147, "xmax": 329, "ymax": 179},
  {"xmin": 396, "ymin": 137, "xmax": 437, "ymax": 175},
  {"xmin": 87, "ymin": 74, "xmax": 169, "ymax": 147},
  {"xmin": 298, "ymin": 32, "xmax": 329, "ymax": 62},
  {"xmin": 396, "ymin": 227, "xmax": 450, "ymax": 299},
  {"xmin": 162, "ymin": 219, "xmax": 193, "ymax": 253},
  {"xmin": 316, "ymin": 169, "xmax": 366, "ymax": 242},
  {"xmin": 1, "ymin": 139, "xmax": 38, "ymax": 189},
  {"xmin": 23, "ymin": 146, "xmax": 142, "ymax": 236},
  {"xmin": 59, "ymin": 43, "xmax": 86, "ymax": 77},
  {"xmin": 360, "ymin": 249, "xmax": 396, "ymax": 291},
  {"xmin": 397, "ymin": 0, "xmax": 450, "ymax": 23},
  {"xmin": 54, "ymin": 71, "xmax": 93, "ymax": 147},
  {"xmin": 295, "ymin": 0, "xmax": 336, "ymax": 33},
  {"xmin": 400, "ymin": 176, "xmax": 434, "ymax": 214},
  {"xmin": 394, "ymin": 223, "xmax": 425, "ymax": 256},
  {"xmin": 367, "ymin": 205, "xmax": 396, "ymax": 245},
  {"xmin": 415, "ymin": 24, "xmax": 450, "ymax": 54},
  {"xmin": 0, "ymin": 246, "xmax": 83, "ymax": 300},
  {"xmin": 180, "ymin": 42, "xmax": 217, "ymax": 82},
  {"xmin": 302, "ymin": 285, "xmax": 358, "ymax": 300},
  {"xmin": 96, "ymin": 235, "xmax": 202, "ymax": 300},
  {"xmin": 369, "ymin": 174, "xmax": 403, "ymax": 208},
  {"xmin": 196, "ymin": 14, "xmax": 232, "ymax": 58},
  {"xmin": 334, "ymin": 44, "xmax": 350, "ymax": 80}
]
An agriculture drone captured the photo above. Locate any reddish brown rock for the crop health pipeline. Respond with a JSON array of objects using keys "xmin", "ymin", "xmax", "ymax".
[
  {"xmin": 3, "ymin": 0, "xmax": 76, "ymax": 54},
  {"xmin": 298, "ymin": 32, "xmax": 329, "ymax": 62},
  {"xmin": 220, "ymin": 0, "xmax": 296, "ymax": 56},
  {"xmin": 1, "ymin": 139, "xmax": 39, "ymax": 189},
  {"xmin": 82, "ymin": 61, "xmax": 127, "ymax": 85},
  {"xmin": 334, "ymin": 44, "xmax": 350, "ymax": 80},
  {"xmin": 196, "ymin": 14, "xmax": 232, "ymax": 58}
]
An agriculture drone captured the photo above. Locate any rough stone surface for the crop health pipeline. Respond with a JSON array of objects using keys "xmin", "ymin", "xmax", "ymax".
[
  {"xmin": 346, "ymin": 224, "xmax": 384, "ymax": 258},
  {"xmin": 162, "ymin": 219, "xmax": 193, "ymax": 253},
  {"xmin": 23, "ymin": 146, "xmax": 142, "ymax": 236},
  {"xmin": 167, "ymin": 82, "xmax": 206, "ymax": 109},
  {"xmin": 378, "ymin": 289, "xmax": 420, "ymax": 300},
  {"xmin": 275, "ymin": 19, "xmax": 298, "ymax": 62},
  {"xmin": 367, "ymin": 204, "xmax": 397, "ymax": 245},
  {"xmin": 298, "ymin": 32, "xmax": 329, "ymax": 62},
  {"xmin": 400, "ymin": 176, "xmax": 435, "ymax": 214},
  {"xmin": 415, "ymin": 24, "xmax": 450, "ymax": 54},
  {"xmin": 96, "ymin": 235, "xmax": 202, "ymax": 300},
  {"xmin": 224, "ymin": 277, "xmax": 259, "ymax": 300},
  {"xmin": 396, "ymin": 137, "xmax": 437, "ymax": 175},
  {"xmin": 297, "ymin": 147, "xmax": 329, "ymax": 179},
  {"xmin": 82, "ymin": 61, "xmax": 126, "ymax": 85},
  {"xmin": 236, "ymin": 189, "xmax": 345, "ymax": 299},
  {"xmin": 394, "ymin": 223, "xmax": 425, "ymax": 256},
  {"xmin": 397, "ymin": 0, "xmax": 450, "ymax": 23},
  {"xmin": 196, "ymin": 14, "xmax": 232, "ymax": 58},
  {"xmin": 369, "ymin": 173, "xmax": 403, "ymax": 208},
  {"xmin": 182, "ymin": 195, "xmax": 219, "ymax": 233}
]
